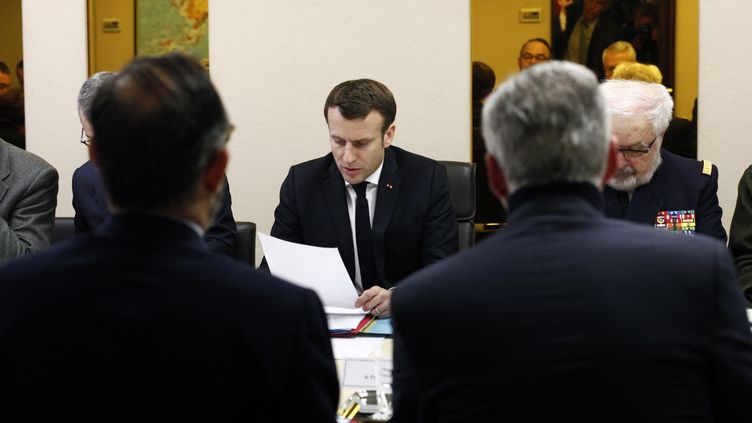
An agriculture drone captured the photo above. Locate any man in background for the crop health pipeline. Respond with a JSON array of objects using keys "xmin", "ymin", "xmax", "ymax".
[
  {"xmin": 72, "ymin": 71, "xmax": 239, "ymax": 257},
  {"xmin": 267, "ymin": 78, "xmax": 458, "ymax": 317},
  {"xmin": 553, "ymin": 0, "xmax": 624, "ymax": 79},
  {"xmin": 517, "ymin": 38, "xmax": 551, "ymax": 71},
  {"xmin": 602, "ymin": 40, "xmax": 636, "ymax": 79},
  {"xmin": 391, "ymin": 61, "xmax": 752, "ymax": 422},
  {"xmin": 0, "ymin": 54, "xmax": 338, "ymax": 420},
  {"xmin": 601, "ymin": 79, "xmax": 726, "ymax": 241},
  {"xmin": 0, "ymin": 137, "xmax": 58, "ymax": 263}
]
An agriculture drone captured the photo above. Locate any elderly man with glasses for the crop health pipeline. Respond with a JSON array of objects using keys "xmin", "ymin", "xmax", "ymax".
[
  {"xmin": 517, "ymin": 38, "xmax": 551, "ymax": 71},
  {"xmin": 600, "ymin": 79, "xmax": 726, "ymax": 241},
  {"xmin": 72, "ymin": 71, "xmax": 239, "ymax": 257}
]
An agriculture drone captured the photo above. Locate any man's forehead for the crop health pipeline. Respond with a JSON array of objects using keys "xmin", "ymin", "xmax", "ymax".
[{"xmin": 523, "ymin": 41, "xmax": 549, "ymax": 54}]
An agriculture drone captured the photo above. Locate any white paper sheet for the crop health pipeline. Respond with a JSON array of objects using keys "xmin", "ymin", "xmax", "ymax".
[
  {"xmin": 331, "ymin": 337, "xmax": 385, "ymax": 359},
  {"xmin": 258, "ymin": 232, "xmax": 359, "ymax": 309}
]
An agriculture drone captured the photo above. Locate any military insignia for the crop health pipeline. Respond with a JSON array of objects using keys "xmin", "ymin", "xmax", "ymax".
[
  {"xmin": 702, "ymin": 160, "xmax": 712, "ymax": 176},
  {"xmin": 655, "ymin": 210, "xmax": 695, "ymax": 235}
]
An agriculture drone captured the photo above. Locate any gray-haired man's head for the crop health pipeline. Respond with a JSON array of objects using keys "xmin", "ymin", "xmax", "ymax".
[{"xmin": 482, "ymin": 61, "xmax": 611, "ymax": 199}]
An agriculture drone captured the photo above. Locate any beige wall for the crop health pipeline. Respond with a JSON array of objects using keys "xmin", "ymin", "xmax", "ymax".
[
  {"xmin": 24, "ymin": 0, "xmax": 471, "ymax": 263},
  {"xmin": 471, "ymin": 0, "xmax": 551, "ymax": 84},
  {"xmin": 674, "ymin": 0, "xmax": 699, "ymax": 120},
  {"xmin": 88, "ymin": 0, "xmax": 135, "ymax": 74},
  {"xmin": 0, "ymin": 0, "xmax": 23, "ymax": 89},
  {"xmin": 22, "ymin": 0, "xmax": 746, "ymax": 248},
  {"xmin": 699, "ymin": 0, "xmax": 752, "ymax": 234}
]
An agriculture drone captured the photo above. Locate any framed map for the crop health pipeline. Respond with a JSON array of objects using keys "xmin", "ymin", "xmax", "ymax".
[{"xmin": 136, "ymin": 0, "xmax": 208, "ymax": 64}]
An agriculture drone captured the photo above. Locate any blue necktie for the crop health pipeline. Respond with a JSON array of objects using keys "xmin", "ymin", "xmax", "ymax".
[{"xmin": 354, "ymin": 182, "xmax": 378, "ymax": 289}]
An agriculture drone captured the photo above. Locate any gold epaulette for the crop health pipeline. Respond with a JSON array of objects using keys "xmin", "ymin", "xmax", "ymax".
[{"xmin": 701, "ymin": 160, "xmax": 712, "ymax": 176}]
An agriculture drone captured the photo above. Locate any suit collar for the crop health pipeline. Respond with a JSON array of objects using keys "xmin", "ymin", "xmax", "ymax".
[
  {"xmin": 507, "ymin": 182, "xmax": 604, "ymax": 223},
  {"xmin": 325, "ymin": 160, "xmax": 356, "ymax": 281},
  {"xmin": 98, "ymin": 212, "xmax": 206, "ymax": 251}
]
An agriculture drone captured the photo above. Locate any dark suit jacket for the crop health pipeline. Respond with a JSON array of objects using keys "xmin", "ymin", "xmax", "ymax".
[
  {"xmin": 728, "ymin": 165, "xmax": 752, "ymax": 305},
  {"xmin": 603, "ymin": 149, "xmax": 726, "ymax": 242},
  {"xmin": 268, "ymin": 145, "xmax": 458, "ymax": 289},
  {"xmin": 0, "ymin": 213, "xmax": 339, "ymax": 421},
  {"xmin": 72, "ymin": 160, "xmax": 238, "ymax": 256},
  {"xmin": 391, "ymin": 183, "xmax": 752, "ymax": 423},
  {"xmin": 552, "ymin": 4, "xmax": 624, "ymax": 79}
]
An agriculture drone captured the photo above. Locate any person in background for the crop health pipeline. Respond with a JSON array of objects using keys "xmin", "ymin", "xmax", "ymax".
[
  {"xmin": 612, "ymin": 60, "xmax": 661, "ymax": 83},
  {"xmin": 553, "ymin": 0, "xmax": 624, "ymax": 79},
  {"xmin": 0, "ymin": 53, "xmax": 339, "ymax": 420},
  {"xmin": 0, "ymin": 61, "xmax": 25, "ymax": 149},
  {"xmin": 728, "ymin": 166, "xmax": 752, "ymax": 306},
  {"xmin": 600, "ymin": 79, "xmax": 726, "ymax": 241},
  {"xmin": 0, "ymin": 136, "xmax": 58, "ymax": 263},
  {"xmin": 602, "ymin": 40, "xmax": 636, "ymax": 79},
  {"xmin": 264, "ymin": 78, "xmax": 458, "ymax": 318},
  {"xmin": 390, "ymin": 61, "xmax": 752, "ymax": 422},
  {"xmin": 517, "ymin": 38, "xmax": 551, "ymax": 71},
  {"xmin": 72, "ymin": 71, "xmax": 239, "ymax": 257}
]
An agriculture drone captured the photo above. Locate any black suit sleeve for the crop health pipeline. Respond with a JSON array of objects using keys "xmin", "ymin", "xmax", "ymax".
[
  {"xmin": 259, "ymin": 167, "xmax": 302, "ymax": 272},
  {"xmin": 695, "ymin": 164, "xmax": 726, "ymax": 242},
  {"xmin": 284, "ymin": 289, "xmax": 339, "ymax": 421},
  {"xmin": 204, "ymin": 177, "xmax": 238, "ymax": 257},
  {"xmin": 391, "ymin": 292, "xmax": 423, "ymax": 423},
  {"xmin": 728, "ymin": 166, "xmax": 752, "ymax": 305},
  {"xmin": 710, "ymin": 243, "xmax": 752, "ymax": 420},
  {"xmin": 269, "ymin": 167, "xmax": 304, "ymax": 243},
  {"xmin": 71, "ymin": 167, "xmax": 92, "ymax": 235},
  {"xmin": 421, "ymin": 163, "xmax": 459, "ymax": 266}
]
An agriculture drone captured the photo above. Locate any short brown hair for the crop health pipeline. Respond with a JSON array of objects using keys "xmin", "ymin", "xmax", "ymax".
[{"xmin": 324, "ymin": 79, "xmax": 396, "ymax": 134}]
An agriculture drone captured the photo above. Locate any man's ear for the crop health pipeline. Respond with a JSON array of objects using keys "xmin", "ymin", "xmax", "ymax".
[
  {"xmin": 601, "ymin": 137, "xmax": 618, "ymax": 186},
  {"xmin": 485, "ymin": 152, "xmax": 509, "ymax": 201},
  {"xmin": 204, "ymin": 149, "xmax": 229, "ymax": 194},
  {"xmin": 382, "ymin": 124, "xmax": 395, "ymax": 148}
]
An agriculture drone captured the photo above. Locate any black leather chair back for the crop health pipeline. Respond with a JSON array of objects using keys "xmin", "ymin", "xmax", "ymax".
[
  {"xmin": 234, "ymin": 221, "xmax": 256, "ymax": 267},
  {"xmin": 52, "ymin": 217, "xmax": 75, "ymax": 244},
  {"xmin": 439, "ymin": 161, "xmax": 476, "ymax": 251}
]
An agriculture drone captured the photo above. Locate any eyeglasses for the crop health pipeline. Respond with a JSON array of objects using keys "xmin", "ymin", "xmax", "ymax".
[
  {"xmin": 618, "ymin": 137, "xmax": 657, "ymax": 158},
  {"xmin": 520, "ymin": 53, "xmax": 549, "ymax": 62},
  {"xmin": 80, "ymin": 128, "xmax": 91, "ymax": 146}
]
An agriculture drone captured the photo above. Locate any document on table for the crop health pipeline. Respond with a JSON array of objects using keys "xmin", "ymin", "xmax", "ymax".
[{"xmin": 258, "ymin": 232, "xmax": 360, "ymax": 311}]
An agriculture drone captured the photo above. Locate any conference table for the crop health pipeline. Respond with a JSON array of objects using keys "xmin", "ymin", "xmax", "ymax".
[{"xmin": 331, "ymin": 318, "xmax": 393, "ymax": 422}]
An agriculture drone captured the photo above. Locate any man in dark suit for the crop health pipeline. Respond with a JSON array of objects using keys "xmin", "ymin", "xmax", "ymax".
[
  {"xmin": 600, "ymin": 79, "xmax": 726, "ymax": 241},
  {"xmin": 72, "ymin": 71, "xmax": 238, "ymax": 256},
  {"xmin": 391, "ymin": 62, "xmax": 752, "ymax": 422},
  {"xmin": 0, "ymin": 54, "xmax": 338, "ymax": 420},
  {"xmin": 267, "ymin": 79, "xmax": 458, "ymax": 317},
  {"xmin": 553, "ymin": 0, "xmax": 624, "ymax": 79}
]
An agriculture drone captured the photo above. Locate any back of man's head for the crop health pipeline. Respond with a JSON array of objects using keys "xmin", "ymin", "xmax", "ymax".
[
  {"xmin": 600, "ymin": 79, "xmax": 673, "ymax": 138},
  {"xmin": 90, "ymin": 53, "xmax": 229, "ymax": 212},
  {"xmin": 324, "ymin": 78, "xmax": 396, "ymax": 135},
  {"xmin": 482, "ymin": 61, "xmax": 609, "ymax": 193}
]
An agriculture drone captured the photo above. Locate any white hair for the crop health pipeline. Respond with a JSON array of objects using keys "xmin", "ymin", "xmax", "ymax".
[
  {"xmin": 600, "ymin": 79, "xmax": 673, "ymax": 139},
  {"xmin": 482, "ymin": 61, "xmax": 610, "ymax": 193}
]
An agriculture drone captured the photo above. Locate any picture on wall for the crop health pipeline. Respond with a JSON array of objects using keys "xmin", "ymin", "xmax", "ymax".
[{"xmin": 136, "ymin": 0, "xmax": 209, "ymax": 68}]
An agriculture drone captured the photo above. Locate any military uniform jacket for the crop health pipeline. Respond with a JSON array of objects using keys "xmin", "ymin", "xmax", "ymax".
[{"xmin": 603, "ymin": 149, "xmax": 726, "ymax": 242}]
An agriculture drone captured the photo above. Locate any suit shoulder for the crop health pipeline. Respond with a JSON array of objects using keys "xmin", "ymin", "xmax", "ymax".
[
  {"xmin": 288, "ymin": 153, "xmax": 334, "ymax": 177},
  {"xmin": 390, "ymin": 145, "xmax": 442, "ymax": 170},
  {"xmin": 208, "ymin": 253, "xmax": 322, "ymax": 307},
  {"xmin": 5, "ymin": 142, "xmax": 57, "ymax": 177},
  {"xmin": 662, "ymin": 149, "xmax": 717, "ymax": 178}
]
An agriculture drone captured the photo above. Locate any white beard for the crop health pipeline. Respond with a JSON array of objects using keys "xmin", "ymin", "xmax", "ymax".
[{"xmin": 608, "ymin": 152, "xmax": 663, "ymax": 192}]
